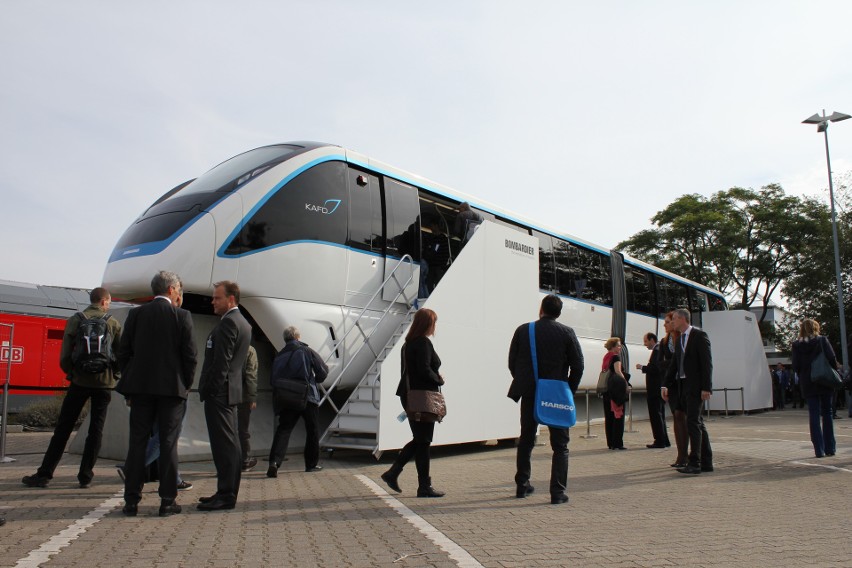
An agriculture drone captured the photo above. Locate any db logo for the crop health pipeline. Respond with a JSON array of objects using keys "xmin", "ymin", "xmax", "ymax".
[{"xmin": 0, "ymin": 343, "xmax": 23, "ymax": 364}]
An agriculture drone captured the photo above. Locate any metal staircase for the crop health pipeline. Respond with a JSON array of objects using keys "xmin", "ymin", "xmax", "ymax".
[{"xmin": 318, "ymin": 255, "xmax": 417, "ymax": 457}]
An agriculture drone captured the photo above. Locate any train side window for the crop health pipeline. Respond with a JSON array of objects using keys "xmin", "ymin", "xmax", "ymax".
[
  {"xmin": 657, "ymin": 276, "xmax": 689, "ymax": 315},
  {"xmin": 224, "ymin": 161, "xmax": 348, "ymax": 255},
  {"xmin": 385, "ymin": 178, "xmax": 421, "ymax": 260},
  {"xmin": 625, "ymin": 264, "xmax": 655, "ymax": 316},
  {"xmin": 533, "ymin": 231, "xmax": 555, "ymax": 291},
  {"xmin": 347, "ymin": 168, "xmax": 382, "ymax": 255},
  {"xmin": 554, "ymin": 239, "xmax": 580, "ymax": 298},
  {"xmin": 580, "ymin": 247, "xmax": 612, "ymax": 306},
  {"xmin": 708, "ymin": 294, "xmax": 727, "ymax": 311}
]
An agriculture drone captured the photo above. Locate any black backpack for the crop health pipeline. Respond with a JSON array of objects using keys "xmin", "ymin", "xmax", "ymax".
[{"xmin": 71, "ymin": 313, "xmax": 114, "ymax": 375}]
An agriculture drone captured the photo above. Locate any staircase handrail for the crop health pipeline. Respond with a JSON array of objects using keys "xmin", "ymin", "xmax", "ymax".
[{"xmin": 317, "ymin": 255, "xmax": 416, "ymax": 408}]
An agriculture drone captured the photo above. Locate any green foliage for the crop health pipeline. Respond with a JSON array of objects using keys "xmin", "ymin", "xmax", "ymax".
[
  {"xmin": 617, "ymin": 184, "xmax": 823, "ymax": 321},
  {"xmin": 15, "ymin": 394, "xmax": 88, "ymax": 429}
]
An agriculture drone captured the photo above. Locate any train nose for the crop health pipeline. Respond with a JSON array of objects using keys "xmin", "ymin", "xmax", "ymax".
[{"xmin": 102, "ymin": 213, "xmax": 216, "ymax": 299}]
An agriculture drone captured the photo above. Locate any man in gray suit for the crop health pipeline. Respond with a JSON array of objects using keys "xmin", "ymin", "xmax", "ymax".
[
  {"xmin": 197, "ymin": 281, "xmax": 252, "ymax": 511},
  {"xmin": 117, "ymin": 271, "xmax": 197, "ymax": 517}
]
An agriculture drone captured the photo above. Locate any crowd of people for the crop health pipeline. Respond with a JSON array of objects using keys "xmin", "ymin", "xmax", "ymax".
[{"xmin": 19, "ymin": 274, "xmax": 846, "ymax": 512}]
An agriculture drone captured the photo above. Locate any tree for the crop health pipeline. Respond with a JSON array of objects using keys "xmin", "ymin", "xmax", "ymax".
[{"xmin": 617, "ymin": 184, "xmax": 822, "ymax": 322}]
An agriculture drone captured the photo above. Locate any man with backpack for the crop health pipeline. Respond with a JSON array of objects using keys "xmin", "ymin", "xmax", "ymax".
[{"xmin": 22, "ymin": 287, "xmax": 122, "ymax": 489}]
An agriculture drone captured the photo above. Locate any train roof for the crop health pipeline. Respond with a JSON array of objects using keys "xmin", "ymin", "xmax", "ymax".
[{"xmin": 0, "ymin": 279, "xmax": 91, "ymax": 318}]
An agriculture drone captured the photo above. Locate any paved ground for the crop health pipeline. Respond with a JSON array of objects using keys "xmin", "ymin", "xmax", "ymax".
[{"xmin": 1, "ymin": 409, "xmax": 851, "ymax": 568}]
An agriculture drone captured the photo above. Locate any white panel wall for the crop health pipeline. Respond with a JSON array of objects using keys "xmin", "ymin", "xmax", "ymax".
[{"xmin": 377, "ymin": 222, "xmax": 541, "ymax": 451}]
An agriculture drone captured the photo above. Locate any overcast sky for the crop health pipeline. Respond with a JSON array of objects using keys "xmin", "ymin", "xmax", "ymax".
[{"xmin": 2, "ymin": 1, "xmax": 851, "ymax": 294}]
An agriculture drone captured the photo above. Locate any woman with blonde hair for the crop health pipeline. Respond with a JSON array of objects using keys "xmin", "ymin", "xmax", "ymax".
[
  {"xmin": 791, "ymin": 318, "xmax": 839, "ymax": 458},
  {"xmin": 602, "ymin": 337, "xmax": 629, "ymax": 450}
]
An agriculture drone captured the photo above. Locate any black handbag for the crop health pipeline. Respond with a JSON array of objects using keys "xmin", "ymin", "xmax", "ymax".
[
  {"xmin": 274, "ymin": 380, "xmax": 309, "ymax": 411},
  {"xmin": 401, "ymin": 348, "xmax": 446, "ymax": 423},
  {"xmin": 810, "ymin": 338, "xmax": 842, "ymax": 389}
]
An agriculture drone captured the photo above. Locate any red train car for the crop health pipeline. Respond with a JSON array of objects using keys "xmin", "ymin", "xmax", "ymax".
[{"xmin": 0, "ymin": 281, "xmax": 91, "ymax": 412}]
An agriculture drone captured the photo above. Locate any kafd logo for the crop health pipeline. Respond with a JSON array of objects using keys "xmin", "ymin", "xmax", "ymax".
[{"xmin": 305, "ymin": 199, "xmax": 342, "ymax": 214}]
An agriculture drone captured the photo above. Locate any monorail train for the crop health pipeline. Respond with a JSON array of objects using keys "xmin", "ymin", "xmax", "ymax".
[{"xmin": 103, "ymin": 141, "xmax": 725, "ymax": 388}]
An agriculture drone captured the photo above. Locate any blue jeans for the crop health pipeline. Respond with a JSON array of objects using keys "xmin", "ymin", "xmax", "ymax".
[
  {"xmin": 807, "ymin": 393, "xmax": 835, "ymax": 457},
  {"xmin": 144, "ymin": 428, "xmax": 183, "ymax": 484}
]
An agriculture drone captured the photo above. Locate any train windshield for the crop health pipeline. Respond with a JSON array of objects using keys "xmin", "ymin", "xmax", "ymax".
[{"xmin": 113, "ymin": 145, "xmax": 304, "ymax": 251}]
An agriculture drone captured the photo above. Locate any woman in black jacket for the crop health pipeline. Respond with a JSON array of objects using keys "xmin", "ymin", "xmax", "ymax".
[
  {"xmin": 381, "ymin": 308, "xmax": 445, "ymax": 497},
  {"xmin": 791, "ymin": 318, "xmax": 839, "ymax": 458}
]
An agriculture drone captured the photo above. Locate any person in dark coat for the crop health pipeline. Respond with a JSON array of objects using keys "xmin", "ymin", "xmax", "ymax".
[
  {"xmin": 381, "ymin": 308, "xmax": 445, "ymax": 498},
  {"xmin": 636, "ymin": 332, "xmax": 670, "ymax": 448},
  {"xmin": 602, "ymin": 337, "xmax": 629, "ymax": 450},
  {"xmin": 267, "ymin": 326, "xmax": 329, "ymax": 476},
  {"xmin": 663, "ymin": 308, "xmax": 713, "ymax": 475},
  {"xmin": 507, "ymin": 294, "xmax": 584, "ymax": 505},
  {"xmin": 197, "ymin": 281, "xmax": 252, "ymax": 511},
  {"xmin": 115, "ymin": 271, "xmax": 197, "ymax": 517},
  {"xmin": 791, "ymin": 318, "xmax": 839, "ymax": 458}
]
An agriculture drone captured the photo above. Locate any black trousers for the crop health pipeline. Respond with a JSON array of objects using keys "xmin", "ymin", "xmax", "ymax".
[
  {"xmin": 394, "ymin": 418, "xmax": 435, "ymax": 480},
  {"xmin": 124, "ymin": 394, "xmax": 185, "ymax": 504},
  {"xmin": 679, "ymin": 388, "xmax": 712, "ymax": 468},
  {"xmin": 515, "ymin": 395, "xmax": 569, "ymax": 496},
  {"xmin": 602, "ymin": 394, "xmax": 624, "ymax": 449},
  {"xmin": 204, "ymin": 395, "xmax": 242, "ymax": 502},
  {"xmin": 645, "ymin": 376, "xmax": 670, "ymax": 446},
  {"xmin": 237, "ymin": 401, "xmax": 253, "ymax": 462},
  {"xmin": 269, "ymin": 401, "xmax": 320, "ymax": 469},
  {"xmin": 38, "ymin": 383, "xmax": 111, "ymax": 484}
]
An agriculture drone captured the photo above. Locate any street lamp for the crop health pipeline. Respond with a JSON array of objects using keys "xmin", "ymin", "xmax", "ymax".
[{"xmin": 802, "ymin": 110, "xmax": 851, "ymax": 373}]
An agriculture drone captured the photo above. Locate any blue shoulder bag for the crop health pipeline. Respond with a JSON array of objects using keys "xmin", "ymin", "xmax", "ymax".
[{"xmin": 529, "ymin": 322, "xmax": 577, "ymax": 428}]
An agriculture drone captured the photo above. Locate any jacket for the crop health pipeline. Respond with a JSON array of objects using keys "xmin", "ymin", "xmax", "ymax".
[
  {"xmin": 199, "ymin": 308, "xmax": 252, "ymax": 405},
  {"xmin": 241, "ymin": 345, "xmax": 258, "ymax": 404},
  {"xmin": 59, "ymin": 304, "xmax": 122, "ymax": 389},
  {"xmin": 792, "ymin": 335, "xmax": 838, "ymax": 398},
  {"xmin": 271, "ymin": 340, "xmax": 329, "ymax": 404},
  {"xmin": 507, "ymin": 316, "xmax": 584, "ymax": 402},
  {"xmin": 116, "ymin": 298, "xmax": 197, "ymax": 398},
  {"xmin": 396, "ymin": 336, "xmax": 443, "ymax": 409},
  {"xmin": 664, "ymin": 326, "xmax": 712, "ymax": 395}
]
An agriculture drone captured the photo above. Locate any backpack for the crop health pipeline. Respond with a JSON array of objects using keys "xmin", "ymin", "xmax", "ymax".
[{"xmin": 70, "ymin": 312, "xmax": 114, "ymax": 375}]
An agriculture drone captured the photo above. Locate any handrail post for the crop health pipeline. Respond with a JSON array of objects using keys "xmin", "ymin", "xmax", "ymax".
[
  {"xmin": 0, "ymin": 323, "xmax": 16, "ymax": 463},
  {"xmin": 626, "ymin": 387, "xmax": 638, "ymax": 433},
  {"xmin": 723, "ymin": 388, "xmax": 729, "ymax": 418},
  {"xmin": 581, "ymin": 389, "xmax": 597, "ymax": 438},
  {"xmin": 740, "ymin": 387, "xmax": 746, "ymax": 416}
]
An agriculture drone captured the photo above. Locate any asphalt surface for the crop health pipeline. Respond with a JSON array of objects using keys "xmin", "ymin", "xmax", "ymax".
[{"xmin": 1, "ymin": 408, "xmax": 850, "ymax": 567}]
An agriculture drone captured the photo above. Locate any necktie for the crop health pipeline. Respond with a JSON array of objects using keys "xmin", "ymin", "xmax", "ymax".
[{"xmin": 678, "ymin": 333, "xmax": 687, "ymax": 379}]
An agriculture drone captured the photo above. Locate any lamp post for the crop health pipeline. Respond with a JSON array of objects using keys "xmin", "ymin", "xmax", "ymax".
[{"xmin": 802, "ymin": 110, "xmax": 851, "ymax": 373}]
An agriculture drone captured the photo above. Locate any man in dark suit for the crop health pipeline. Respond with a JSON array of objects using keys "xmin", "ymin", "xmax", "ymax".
[
  {"xmin": 663, "ymin": 308, "xmax": 713, "ymax": 475},
  {"xmin": 508, "ymin": 294, "xmax": 584, "ymax": 505},
  {"xmin": 197, "ymin": 281, "xmax": 252, "ymax": 511},
  {"xmin": 636, "ymin": 332, "xmax": 670, "ymax": 449},
  {"xmin": 117, "ymin": 271, "xmax": 197, "ymax": 517}
]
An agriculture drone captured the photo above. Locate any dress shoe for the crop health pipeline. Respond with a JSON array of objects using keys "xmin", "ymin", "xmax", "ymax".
[
  {"xmin": 551, "ymin": 493, "xmax": 569, "ymax": 505},
  {"xmin": 197, "ymin": 498, "xmax": 236, "ymax": 511},
  {"xmin": 116, "ymin": 466, "xmax": 126, "ymax": 482},
  {"xmin": 198, "ymin": 494, "xmax": 218, "ymax": 504},
  {"xmin": 266, "ymin": 465, "xmax": 278, "ymax": 478},
  {"xmin": 381, "ymin": 470, "xmax": 402, "ymax": 493},
  {"xmin": 305, "ymin": 466, "xmax": 323, "ymax": 472},
  {"xmin": 614, "ymin": 446, "xmax": 627, "ymax": 450},
  {"xmin": 677, "ymin": 465, "xmax": 702, "ymax": 475},
  {"xmin": 22, "ymin": 474, "xmax": 49, "ymax": 488},
  {"xmin": 122, "ymin": 503, "xmax": 138, "ymax": 516},
  {"xmin": 79, "ymin": 481, "xmax": 91, "ymax": 489},
  {"xmin": 670, "ymin": 462, "xmax": 687, "ymax": 468},
  {"xmin": 516, "ymin": 482, "xmax": 535, "ymax": 498},
  {"xmin": 701, "ymin": 465, "xmax": 714, "ymax": 472},
  {"xmin": 416, "ymin": 486, "xmax": 445, "ymax": 498},
  {"xmin": 646, "ymin": 443, "xmax": 667, "ymax": 449},
  {"xmin": 159, "ymin": 501, "xmax": 182, "ymax": 517},
  {"xmin": 826, "ymin": 452, "xmax": 836, "ymax": 456},
  {"xmin": 176, "ymin": 480, "xmax": 193, "ymax": 491},
  {"xmin": 242, "ymin": 457, "xmax": 258, "ymax": 472}
]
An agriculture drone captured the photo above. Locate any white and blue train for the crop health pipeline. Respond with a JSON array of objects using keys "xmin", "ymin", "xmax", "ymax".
[{"xmin": 101, "ymin": 141, "xmax": 729, "ymax": 454}]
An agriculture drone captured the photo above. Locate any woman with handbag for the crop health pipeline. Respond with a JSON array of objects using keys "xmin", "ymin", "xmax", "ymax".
[
  {"xmin": 381, "ymin": 308, "xmax": 445, "ymax": 497},
  {"xmin": 660, "ymin": 312, "xmax": 688, "ymax": 468},
  {"xmin": 601, "ymin": 337, "xmax": 629, "ymax": 450},
  {"xmin": 791, "ymin": 318, "xmax": 839, "ymax": 458}
]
